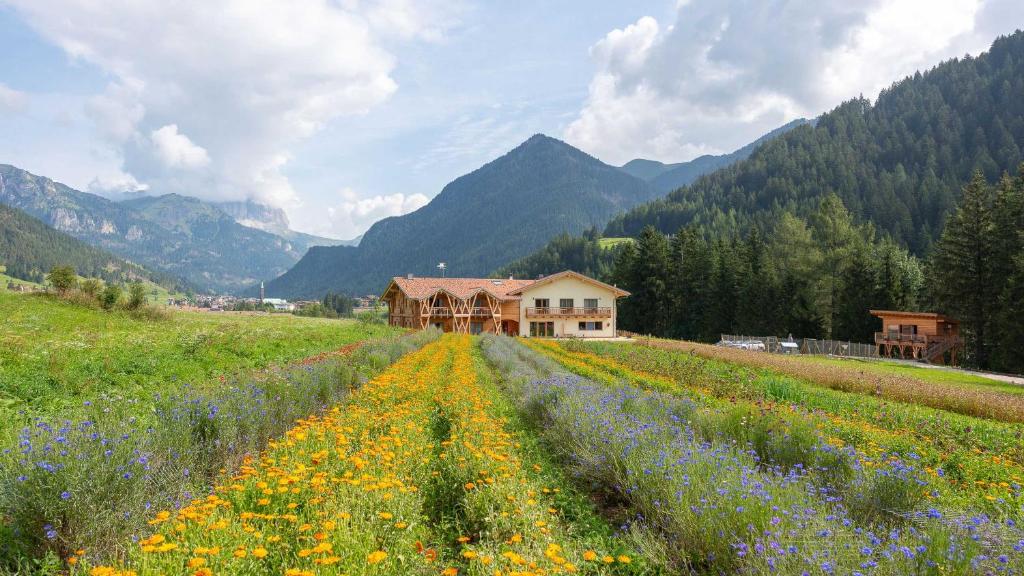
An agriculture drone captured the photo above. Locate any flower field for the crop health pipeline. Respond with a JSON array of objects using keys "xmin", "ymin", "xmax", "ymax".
[
  {"xmin": 82, "ymin": 335, "xmax": 644, "ymax": 576},
  {"xmin": 508, "ymin": 337, "xmax": 1024, "ymax": 572},
  {"xmin": 4, "ymin": 330, "xmax": 1023, "ymax": 574}
]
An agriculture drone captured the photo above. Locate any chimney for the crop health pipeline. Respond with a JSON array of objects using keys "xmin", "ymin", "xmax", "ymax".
[{"xmin": 407, "ymin": 273, "xmax": 414, "ymax": 280}]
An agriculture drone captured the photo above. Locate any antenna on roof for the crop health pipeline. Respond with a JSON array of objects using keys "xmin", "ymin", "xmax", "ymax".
[{"xmin": 437, "ymin": 262, "xmax": 446, "ymax": 278}]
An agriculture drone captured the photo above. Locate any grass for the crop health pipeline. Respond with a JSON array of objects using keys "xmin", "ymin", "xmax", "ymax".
[
  {"xmin": 638, "ymin": 338, "xmax": 1024, "ymax": 422},
  {"xmin": 0, "ymin": 274, "xmax": 43, "ymax": 290},
  {"xmin": 87, "ymin": 335, "xmax": 648, "ymax": 575},
  {"xmin": 795, "ymin": 355, "xmax": 1024, "ymax": 394},
  {"xmin": 481, "ymin": 335, "xmax": 1024, "ymax": 574},
  {"xmin": 597, "ymin": 238, "xmax": 634, "ymax": 250},
  {"xmin": 0, "ymin": 291, "xmax": 397, "ymax": 423},
  {"xmin": 0, "ymin": 328, "xmax": 437, "ymax": 571},
  {"xmin": 523, "ymin": 339, "xmax": 1024, "ymax": 514}
]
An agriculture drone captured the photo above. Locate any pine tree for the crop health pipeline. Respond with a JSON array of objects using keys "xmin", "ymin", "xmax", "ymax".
[
  {"xmin": 628, "ymin": 226, "xmax": 672, "ymax": 336},
  {"xmin": 669, "ymin": 227, "xmax": 712, "ymax": 340},
  {"xmin": 930, "ymin": 171, "xmax": 997, "ymax": 367},
  {"xmin": 833, "ymin": 248, "xmax": 879, "ymax": 342}
]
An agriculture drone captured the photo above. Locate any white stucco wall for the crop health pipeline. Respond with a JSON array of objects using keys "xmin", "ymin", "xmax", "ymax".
[{"xmin": 517, "ymin": 276, "xmax": 619, "ymax": 337}]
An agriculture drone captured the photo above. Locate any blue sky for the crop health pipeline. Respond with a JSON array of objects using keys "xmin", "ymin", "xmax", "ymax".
[{"xmin": 1, "ymin": 1, "xmax": 1021, "ymax": 239}]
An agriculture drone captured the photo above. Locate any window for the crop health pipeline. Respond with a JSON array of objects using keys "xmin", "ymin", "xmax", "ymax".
[
  {"xmin": 583, "ymin": 298, "xmax": 598, "ymax": 311},
  {"xmin": 578, "ymin": 321, "xmax": 602, "ymax": 331},
  {"xmin": 534, "ymin": 298, "xmax": 550, "ymax": 314},
  {"xmin": 559, "ymin": 298, "xmax": 574, "ymax": 310},
  {"xmin": 470, "ymin": 321, "xmax": 484, "ymax": 335},
  {"xmin": 530, "ymin": 321, "xmax": 554, "ymax": 337}
]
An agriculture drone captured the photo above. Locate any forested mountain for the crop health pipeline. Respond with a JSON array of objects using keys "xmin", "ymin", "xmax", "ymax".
[
  {"xmin": 263, "ymin": 134, "xmax": 661, "ymax": 298},
  {"xmin": 619, "ymin": 118, "xmax": 811, "ymax": 194},
  {"xmin": 0, "ymin": 165, "xmax": 336, "ymax": 292},
  {"xmin": 605, "ymin": 31, "xmax": 1024, "ymax": 255},
  {"xmin": 0, "ymin": 203, "xmax": 178, "ymax": 288}
]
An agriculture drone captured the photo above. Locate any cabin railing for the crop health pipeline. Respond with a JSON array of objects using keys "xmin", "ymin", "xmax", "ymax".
[
  {"xmin": 874, "ymin": 332, "xmax": 961, "ymax": 346},
  {"xmin": 526, "ymin": 307, "xmax": 612, "ymax": 318}
]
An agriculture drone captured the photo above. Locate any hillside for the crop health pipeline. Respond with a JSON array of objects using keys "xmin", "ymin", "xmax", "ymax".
[
  {"xmin": 605, "ymin": 31, "xmax": 1024, "ymax": 254},
  {"xmin": 263, "ymin": 134, "xmax": 660, "ymax": 298},
  {"xmin": 0, "ymin": 203, "xmax": 179, "ymax": 288},
  {"xmin": 619, "ymin": 118, "xmax": 811, "ymax": 193},
  {"xmin": 0, "ymin": 165, "xmax": 335, "ymax": 292}
]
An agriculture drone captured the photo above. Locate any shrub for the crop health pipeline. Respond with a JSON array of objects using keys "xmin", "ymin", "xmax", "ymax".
[
  {"xmin": 45, "ymin": 266, "xmax": 77, "ymax": 295},
  {"xmin": 79, "ymin": 278, "xmax": 103, "ymax": 298},
  {"xmin": 125, "ymin": 283, "xmax": 147, "ymax": 310},
  {"xmin": 100, "ymin": 284, "xmax": 122, "ymax": 310}
]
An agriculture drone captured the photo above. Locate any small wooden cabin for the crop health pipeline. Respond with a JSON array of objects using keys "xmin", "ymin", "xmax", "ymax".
[{"xmin": 870, "ymin": 310, "xmax": 962, "ymax": 366}]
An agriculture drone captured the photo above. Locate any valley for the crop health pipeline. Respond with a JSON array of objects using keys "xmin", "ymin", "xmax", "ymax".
[{"xmin": 1, "ymin": 7, "xmax": 1023, "ymax": 576}]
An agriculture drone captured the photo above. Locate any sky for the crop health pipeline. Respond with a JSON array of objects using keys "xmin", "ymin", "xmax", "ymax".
[{"xmin": 1, "ymin": 0, "xmax": 1021, "ymax": 240}]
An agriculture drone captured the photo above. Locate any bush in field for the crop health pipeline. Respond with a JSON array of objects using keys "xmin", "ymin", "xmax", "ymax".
[
  {"xmin": 0, "ymin": 329, "xmax": 440, "ymax": 569},
  {"xmin": 125, "ymin": 282, "xmax": 147, "ymax": 310},
  {"xmin": 79, "ymin": 278, "xmax": 102, "ymax": 298},
  {"xmin": 46, "ymin": 266, "xmax": 77, "ymax": 295},
  {"xmin": 100, "ymin": 284, "xmax": 122, "ymax": 310}
]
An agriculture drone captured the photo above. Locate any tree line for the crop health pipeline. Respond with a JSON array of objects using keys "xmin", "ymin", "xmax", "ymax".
[{"xmin": 610, "ymin": 168, "xmax": 1024, "ymax": 373}]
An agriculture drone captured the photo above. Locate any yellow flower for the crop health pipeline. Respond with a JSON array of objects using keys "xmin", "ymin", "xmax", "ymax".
[
  {"xmin": 253, "ymin": 547, "xmax": 268, "ymax": 559},
  {"xmin": 617, "ymin": 555, "xmax": 632, "ymax": 564},
  {"xmin": 582, "ymin": 551, "xmax": 598, "ymax": 561},
  {"xmin": 367, "ymin": 550, "xmax": 388, "ymax": 564}
]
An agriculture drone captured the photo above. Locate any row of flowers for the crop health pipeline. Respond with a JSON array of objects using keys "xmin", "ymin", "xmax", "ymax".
[
  {"xmin": 87, "ymin": 335, "xmax": 643, "ymax": 575},
  {"xmin": 526, "ymin": 339, "xmax": 1024, "ymax": 511},
  {"xmin": 486, "ymin": 335, "xmax": 1024, "ymax": 573},
  {"xmin": 0, "ymin": 331, "xmax": 440, "ymax": 570}
]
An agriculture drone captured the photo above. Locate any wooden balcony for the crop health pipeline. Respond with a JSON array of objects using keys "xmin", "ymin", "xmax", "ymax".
[{"xmin": 526, "ymin": 307, "xmax": 612, "ymax": 318}]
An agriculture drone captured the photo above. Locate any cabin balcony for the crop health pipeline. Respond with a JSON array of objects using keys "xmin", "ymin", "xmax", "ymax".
[{"xmin": 526, "ymin": 307, "xmax": 612, "ymax": 319}]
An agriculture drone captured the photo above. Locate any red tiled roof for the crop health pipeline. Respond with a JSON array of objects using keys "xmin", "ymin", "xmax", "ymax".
[{"xmin": 385, "ymin": 276, "xmax": 536, "ymax": 301}]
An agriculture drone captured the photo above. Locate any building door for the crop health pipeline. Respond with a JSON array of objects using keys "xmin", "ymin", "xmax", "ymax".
[{"xmin": 530, "ymin": 321, "xmax": 554, "ymax": 337}]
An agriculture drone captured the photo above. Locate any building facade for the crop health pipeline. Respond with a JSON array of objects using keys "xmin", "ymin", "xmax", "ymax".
[
  {"xmin": 870, "ymin": 310, "xmax": 962, "ymax": 365},
  {"xmin": 380, "ymin": 270, "xmax": 629, "ymax": 337}
]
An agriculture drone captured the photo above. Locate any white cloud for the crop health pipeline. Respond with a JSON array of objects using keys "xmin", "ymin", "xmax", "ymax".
[
  {"xmin": 324, "ymin": 188, "xmax": 429, "ymax": 237},
  {"xmin": 150, "ymin": 124, "xmax": 210, "ymax": 170},
  {"xmin": 0, "ymin": 83, "xmax": 28, "ymax": 113},
  {"xmin": 7, "ymin": 0, "xmax": 459, "ymax": 211},
  {"xmin": 565, "ymin": 0, "xmax": 1024, "ymax": 165}
]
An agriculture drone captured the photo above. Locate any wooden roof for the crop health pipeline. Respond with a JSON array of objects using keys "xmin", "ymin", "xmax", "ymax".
[
  {"xmin": 382, "ymin": 276, "xmax": 536, "ymax": 302},
  {"xmin": 869, "ymin": 310, "xmax": 959, "ymax": 323}
]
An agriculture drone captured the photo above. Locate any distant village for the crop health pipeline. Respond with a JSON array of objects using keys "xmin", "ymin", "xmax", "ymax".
[{"xmin": 167, "ymin": 293, "xmax": 382, "ymax": 315}]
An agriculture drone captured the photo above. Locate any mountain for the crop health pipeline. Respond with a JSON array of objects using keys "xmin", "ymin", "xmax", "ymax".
[
  {"xmin": 605, "ymin": 31, "xmax": 1024, "ymax": 254},
  {"xmin": 215, "ymin": 200, "xmax": 353, "ymax": 249},
  {"xmin": 619, "ymin": 119, "xmax": 810, "ymax": 193},
  {"xmin": 263, "ymin": 134, "xmax": 661, "ymax": 298},
  {"xmin": 0, "ymin": 203, "xmax": 178, "ymax": 288},
  {"xmin": 0, "ymin": 165, "xmax": 330, "ymax": 293}
]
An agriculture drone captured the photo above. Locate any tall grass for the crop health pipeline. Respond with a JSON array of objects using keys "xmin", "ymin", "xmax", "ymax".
[
  {"xmin": 481, "ymin": 335, "xmax": 1024, "ymax": 574},
  {"xmin": 0, "ymin": 330, "xmax": 439, "ymax": 571},
  {"xmin": 641, "ymin": 339, "xmax": 1024, "ymax": 423}
]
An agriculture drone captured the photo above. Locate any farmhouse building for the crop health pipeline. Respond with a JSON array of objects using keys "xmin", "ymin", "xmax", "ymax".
[
  {"xmin": 380, "ymin": 270, "xmax": 629, "ymax": 337},
  {"xmin": 870, "ymin": 310, "xmax": 963, "ymax": 365}
]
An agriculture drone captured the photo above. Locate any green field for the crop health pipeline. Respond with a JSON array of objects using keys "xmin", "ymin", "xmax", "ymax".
[
  {"xmin": 0, "ymin": 291, "xmax": 397, "ymax": 421},
  {"xmin": 597, "ymin": 237, "xmax": 635, "ymax": 249},
  {"xmin": 793, "ymin": 354, "xmax": 1024, "ymax": 393}
]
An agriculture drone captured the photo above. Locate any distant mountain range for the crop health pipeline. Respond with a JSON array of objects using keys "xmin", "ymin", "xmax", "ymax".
[
  {"xmin": 0, "ymin": 165, "xmax": 343, "ymax": 293},
  {"xmin": 618, "ymin": 118, "xmax": 811, "ymax": 193},
  {"xmin": 261, "ymin": 121, "xmax": 809, "ymax": 299},
  {"xmin": 0, "ymin": 203, "xmax": 177, "ymax": 288},
  {"xmin": 503, "ymin": 31, "xmax": 1024, "ymax": 284}
]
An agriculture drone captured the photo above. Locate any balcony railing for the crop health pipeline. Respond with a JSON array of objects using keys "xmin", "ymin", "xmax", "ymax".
[
  {"xmin": 425, "ymin": 307, "xmax": 494, "ymax": 317},
  {"xmin": 874, "ymin": 332, "xmax": 961, "ymax": 346},
  {"xmin": 428, "ymin": 307, "xmax": 452, "ymax": 317},
  {"xmin": 526, "ymin": 307, "xmax": 612, "ymax": 318}
]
